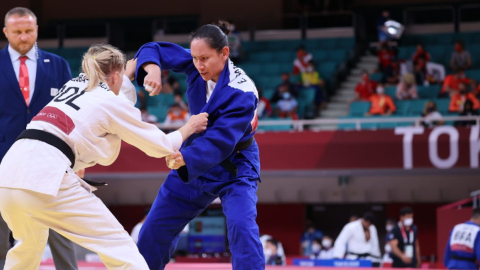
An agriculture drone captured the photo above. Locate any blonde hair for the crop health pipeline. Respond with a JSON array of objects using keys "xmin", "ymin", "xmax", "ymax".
[
  {"xmin": 82, "ymin": 44, "xmax": 125, "ymax": 91},
  {"xmin": 402, "ymin": 73, "xmax": 415, "ymax": 85}
]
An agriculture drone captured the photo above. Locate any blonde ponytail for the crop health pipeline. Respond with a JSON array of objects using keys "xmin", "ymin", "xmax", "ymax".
[{"xmin": 81, "ymin": 44, "xmax": 126, "ymax": 91}]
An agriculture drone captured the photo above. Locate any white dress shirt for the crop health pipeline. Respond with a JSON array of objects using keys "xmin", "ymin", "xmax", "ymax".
[
  {"xmin": 206, "ymin": 80, "xmax": 216, "ymax": 102},
  {"xmin": 8, "ymin": 45, "xmax": 37, "ymax": 100}
]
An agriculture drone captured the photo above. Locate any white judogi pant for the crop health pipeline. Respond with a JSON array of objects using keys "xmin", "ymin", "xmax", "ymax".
[{"xmin": 0, "ymin": 172, "xmax": 149, "ymax": 270}]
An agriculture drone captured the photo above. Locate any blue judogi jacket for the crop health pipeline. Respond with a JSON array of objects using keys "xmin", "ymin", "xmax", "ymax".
[
  {"xmin": 135, "ymin": 42, "xmax": 260, "ymax": 183},
  {"xmin": 444, "ymin": 221, "xmax": 480, "ymax": 269},
  {"xmin": 0, "ymin": 46, "xmax": 71, "ymax": 162}
]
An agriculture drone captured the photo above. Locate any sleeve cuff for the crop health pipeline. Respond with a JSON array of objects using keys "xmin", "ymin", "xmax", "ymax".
[{"xmin": 166, "ymin": 130, "xmax": 183, "ymax": 151}]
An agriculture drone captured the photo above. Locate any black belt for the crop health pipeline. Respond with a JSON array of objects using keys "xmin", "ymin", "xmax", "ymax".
[
  {"xmin": 220, "ymin": 137, "xmax": 254, "ymax": 178},
  {"xmin": 347, "ymin": 252, "xmax": 381, "ymax": 259},
  {"xmin": 16, "ymin": 129, "xmax": 107, "ymax": 187},
  {"xmin": 451, "ymin": 255, "xmax": 477, "ymax": 263}
]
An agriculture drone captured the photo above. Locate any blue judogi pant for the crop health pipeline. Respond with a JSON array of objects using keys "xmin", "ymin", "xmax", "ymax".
[{"xmin": 137, "ymin": 165, "xmax": 265, "ymax": 270}]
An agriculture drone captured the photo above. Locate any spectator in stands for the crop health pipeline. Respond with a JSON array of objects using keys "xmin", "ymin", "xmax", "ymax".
[
  {"xmin": 412, "ymin": 44, "xmax": 430, "ymax": 66},
  {"xmin": 164, "ymin": 103, "xmax": 190, "ymax": 127},
  {"xmin": 440, "ymin": 69, "xmax": 474, "ymax": 98},
  {"xmin": 265, "ymin": 239, "xmax": 284, "ymax": 266},
  {"xmin": 449, "ymin": 83, "xmax": 480, "ymax": 113},
  {"xmin": 377, "ymin": 10, "xmax": 391, "ymax": 43},
  {"xmin": 413, "ymin": 57, "xmax": 427, "ymax": 85},
  {"xmin": 396, "ymin": 73, "xmax": 418, "ymax": 100},
  {"xmin": 352, "ymin": 70, "xmax": 377, "ymax": 102},
  {"xmin": 131, "ymin": 207, "xmax": 150, "ymax": 244},
  {"xmin": 366, "ymin": 84, "xmax": 396, "ymax": 116},
  {"xmin": 320, "ymin": 236, "xmax": 334, "ymax": 259},
  {"xmin": 455, "ymin": 99, "xmax": 479, "ymax": 127},
  {"xmin": 388, "ymin": 207, "xmax": 421, "ymax": 268},
  {"xmin": 378, "ymin": 43, "xmax": 394, "ymax": 72},
  {"xmin": 310, "ymin": 238, "xmax": 323, "ymax": 259},
  {"xmin": 173, "ymin": 90, "xmax": 189, "ymax": 112},
  {"xmin": 257, "ymin": 88, "xmax": 272, "ymax": 119},
  {"xmin": 350, "ymin": 215, "xmax": 359, "ymax": 222},
  {"xmin": 300, "ymin": 223, "xmax": 324, "ymax": 256},
  {"xmin": 159, "ymin": 70, "xmax": 180, "ymax": 94},
  {"xmin": 227, "ymin": 21, "xmax": 243, "ymax": 63},
  {"xmin": 451, "ymin": 40, "xmax": 472, "ymax": 71},
  {"xmin": 382, "ymin": 59, "xmax": 401, "ymax": 85},
  {"xmin": 276, "ymin": 90, "xmax": 298, "ymax": 119},
  {"xmin": 301, "ymin": 60, "xmax": 325, "ymax": 112},
  {"xmin": 260, "ymin": 234, "xmax": 286, "ymax": 265},
  {"xmin": 138, "ymin": 96, "xmax": 158, "ymax": 124},
  {"xmin": 383, "ymin": 219, "xmax": 396, "ymax": 264},
  {"xmin": 293, "ymin": 46, "xmax": 313, "ymax": 75},
  {"xmin": 272, "ymin": 73, "xmax": 298, "ymax": 102},
  {"xmin": 421, "ymin": 101, "xmax": 444, "ymax": 128},
  {"xmin": 333, "ymin": 212, "xmax": 381, "ymax": 266}
]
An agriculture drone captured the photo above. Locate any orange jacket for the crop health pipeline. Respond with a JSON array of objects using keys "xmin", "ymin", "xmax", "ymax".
[
  {"xmin": 449, "ymin": 93, "xmax": 480, "ymax": 112},
  {"xmin": 369, "ymin": 94, "xmax": 396, "ymax": 115},
  {"xmin": 441, "ymin": 75, "xmax": 471, "ymax": 94}
]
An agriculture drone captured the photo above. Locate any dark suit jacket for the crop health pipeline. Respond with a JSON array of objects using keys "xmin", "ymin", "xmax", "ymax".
[{"xmin": 0, "ymin": 45, "xmax": 71, "ymax": 162}]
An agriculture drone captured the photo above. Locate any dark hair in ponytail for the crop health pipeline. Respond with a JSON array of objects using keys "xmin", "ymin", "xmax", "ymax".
[{"xmin": 190, "ymin": 20, "xmax": 230, "ymax": 52}]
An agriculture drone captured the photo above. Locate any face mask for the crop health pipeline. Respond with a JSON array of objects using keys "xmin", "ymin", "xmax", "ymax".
[
  {"xmin": 403, "ymin": 218, "xmax": 413, "ymax": 227},
  {"xmin": 173, "ymin": 111, "xmax": 181, "ymax": 117},
  {"xmin": 283, "ymin": 92, "xmax": 291, "ymax": 99},
  {"xmin": 264, "ymin": 249, "xmax": 273, "ymax": 258},
  {"xmin": 386, "ymin": 225, "xmax": 394, "ymax": 232},
  {"xmin": 306, "ymin": 66, "xmax": 314, "ymax": 72},
  {"xmin": 385, "ymin": 244, "xmax": 392, "ymax": 253},
  {"xmin": 322, "ymin": 240, "xmax": 332, "ymax": 249},
  {"xmin": 376, "ymin": 87, "xmax": 384, "ymax": 94},
  {"xmin": 312, "ymin": 243, "xmax": 321, "ymax": 253}
]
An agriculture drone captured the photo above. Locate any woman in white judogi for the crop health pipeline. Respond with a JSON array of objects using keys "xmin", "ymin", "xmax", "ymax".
[
  {"xmin": 0, "ymin": 44, "xmax": 208, "ymax": 270},
  {"xmin": 333, "ymin": 212, "xmax": 381, "ymax": 264}
]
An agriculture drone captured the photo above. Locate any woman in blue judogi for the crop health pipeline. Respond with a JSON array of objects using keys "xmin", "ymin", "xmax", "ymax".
[{"xmin": 134, "ymin": 21, "xmax": 264, "ymax": 270}]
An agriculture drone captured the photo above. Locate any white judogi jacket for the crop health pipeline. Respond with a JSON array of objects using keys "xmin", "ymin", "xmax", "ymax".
[
  {"xmin": 333, "ymin": 219, "xmax": 381, "ymax": 263},
  {"xmin": 0, "ymin": 74, "xmax": 182, "ymax": 196}
]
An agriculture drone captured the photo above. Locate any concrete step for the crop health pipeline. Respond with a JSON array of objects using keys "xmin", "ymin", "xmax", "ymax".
[
  {"xmin": 341, "ymin": 81, "xmax": 358, "ymax": 89},
  {"xmin": 356, "ymin": 63, "xmax": 377, "ymax": 70},
  {"xmin": 326, "ymin": 102, "xmax": 349, "ymax": 110},
  {"xmin": 360, "ymin": 56, "xmax": 378, "ymax": 63},
  {"xmin": 331, "ymin": 95, "xmax": 352, "ymax": 103},
  {"xmin": 338, "ymin": 87, "xmax": 354, "ymax": 93},
  {"xmin": 336, "ymin": 92, "xmax": 355, "ymax": 99},
  {"xmin": 350, "ymin": 68, "xmax": 364, "ymax": 75},
  {"xmin": 347, "ymin": 77, "xmax": 362, "ymax": 83},
  {"xmin": 320, "ymin": 110, "xmax": 348, "ymax": 118}
]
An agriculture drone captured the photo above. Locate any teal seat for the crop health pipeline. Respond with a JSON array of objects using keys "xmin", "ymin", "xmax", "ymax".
[
  {"xmin": 337, "ymin": 38, "xmax": 355, "ymax": 49},
  {"xmin": 408, "ymin": 99, "xmax": 427, "ymax": 116},
  {"xmin": 283, "ymin": 40, "xmax": 303, "ymax": 51},
  {"xmin": 456, "ymin": 32, "xmax": 475, "ymax": 44},
  {"xmin": 267, "ymin": 41, "xmax": 287, "ymax": 51},
  {"xmin": 394, "ymin": 100, "xmax": 409, "ymax": 116},
  {"xmin": 398, "ymin": 46, "xmax": 415, "ymax": 60},
  {"xmin": 262, "ymin": 88, "xmax": 275, "ymax": 100},
  {"xmin": 370, "ymin": 72, "xmax": 383, "ymax": 82},
  {"xmin": 251, "ymin": 52, "xmax": 274, "ymax": 63},
  {"xmin": 257, "ymin": 118, "xmax": 292, "ymax": 131},
  {"xmin": 326, "ymin": 50, "xmax": 347, "ymax": 62},
  {"xmin": 349, "ymin": 101, "xmax": 370, "ymax": 117},
  {"xmin": 465, "ymin": 69, "xmax": 480, "ymax": 82},
  {"xmin": 311, "ymin": 51, "xmax": 329, "ymax": 62},
  {"xmin": 146, "ymin": 93, "xmax": 174, "ymax": 108},
  {"xmin": 418, "ymin": 85, "xmax": 441, "ymax": 99},
  {"xmin": 434, "ymin": 99, "xmax": 451, "ymax": 115},
  {"xmin": 261, "ymin": 63, "xmax": 281, "ymax": 76},
  {"xmin": 385, "ymin": 86, "xmax": 396, "ymax": 99},
  {"xmin": 317, "ymin": 62, "xmax": 337, "ymax": 78},
  {"xmin": 435, "ymin": 34, "xmax": 454, "ymax": 45},
  {"xmin": 305, "ymin": 39, "xmax": 321, "ymax": 51},
  {"xmin": 318, "ymin": 39, "xmax": 337, "ymax": 50},
  {"xmin": 298, "ymin": 88, "xmax": 316, "ymax": 118},
  {"xmin": 279, "ymin": 63, "xmax": 292, "ymax": 74},
  {"xmin": 256, "ymin": 76, "xmax": 282, "ymax": 89},
  {"xmin": 239, "ymin": 64, "xmax": 262, "ymax": 77},
  {"xmin": 275, "ymin": 51, "xmax": 295, "ymax": 63}
]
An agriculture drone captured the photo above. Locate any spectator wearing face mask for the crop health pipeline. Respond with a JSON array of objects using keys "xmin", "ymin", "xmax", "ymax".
[
  {"xmin": 387, "ymin": 207, "xmax": 421, "ymax": 268},
  {"xmin": 451, "ymin": 40, "xmax": 472, "ymax": 71},
  {"xmin": 164, "ymin": 103, "xmax": 191, "ymax": 128},
  {"xmin": 449, "ymin": 83, "xmax": 480, "ymax": 113},
  {"xmin": 382, "ymin": 59, "xmax": 401, "ymax": 85},
  {"xmin": 301, "ymin": 224, "xmax": 324, "ymax": 256},
  {"xmin": 272, "ymin": 73, "xmax": 299, "ymax": 102},
  {"xmin": 396, "ymin": 73, "xmax": 418, "ymax": 100},
  {"xmin": 366, "ymin": 84, "xmax": 396, "ymax": 116},
  {"xmin": 352, "ymin": 70, "xmax": 377, "ymax": 102},
  {"xmin": 455, "ymin": 99, "xmax": 479, "ymax": 127},
  {"xmin": 301, "ymin": 60, "xmax": 325, "ymax": 112},
  {"xmin": 378, "ymin": 43, "xmax": 395, "ymax": 72},
  {"xmin": 320, "ymin": 236, "xmax": 334, "ymax": 259},
  {"xmin": 421, "ymin": 101, "xmax": 444, "ymax": 128},
  {"xmin": 441, "ymin": 69, "xmax": 473, "ymax": 98},
  {"xmin": 383, "ymin": 219, "xmax": 397, "ymax": 264},
  {"xmin": 265, "ymin": 239, "xmax": 284, "ymax": 266},
  {"xmin": 293, "ymin": 46, "xmax": 313, "ymax": 75},
  {"xmin": 276, "ymin": 90, "xmax": 299, "ymax": 119},
  {"xmin": 260, "ymin": 234, "xmax": 286, "ymax": 265},
  {"xmin": 310, "ymin": 238, "xmax": 323, "ymax": 259}
]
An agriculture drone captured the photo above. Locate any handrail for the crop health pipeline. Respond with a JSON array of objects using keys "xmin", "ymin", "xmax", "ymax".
[{"xmin": 156, "ymin": 115, "xmax": 480, "ymax": 131}]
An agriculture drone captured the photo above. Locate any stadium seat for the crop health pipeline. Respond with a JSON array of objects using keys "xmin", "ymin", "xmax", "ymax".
[
  {"xmin": 394, "ymin": 100, "xmax": 409, "ymax": 116},
  {"xmin": 434, "ymin": 98, "xmax": 451, "ymax": 115},
  {"xmin": 261, "ymin": 63, "xmax": 281, "ymax": 76},
  {"xmin": 326, "ymin": 50, "xmax": 347, "ymax": 62},
  {"xmin": 311, "ymin": 50, "xmax": 329, "ymax": 62},
  {"xmin": 408, "ymin": 99, "xmax": 427, "ymax": 116},
  {"xmin": 251, "ymin": 52, "xmax": 274, "ymax": 63},
  {"xmin": 317, "ymin": 62, "xmax": 337, "ymax": 78},
  {"xmin": 318, "ymin": 38, "xmax": 337, "ymax": 50},
  {"xmin": 262, "ymin": 88, "xmax": 275, "ymax": 100},
  {"xmin": 297, "ymin": 88, "xmax": 316, "ymax": 118},
  {"xmin": 466, "ymin": 69, "xmax": 480, "ymax": 82},
  {"xmin": 337, "ymin": 38, "xmax": 355, "ymax": 50},
  {"xmin": 417, "ymin": 85, "xmax": 441, "ymax": 99},
  {"xmin": 275, "ymin": 51, "xmax": 295, "ymax": 63},
  {"xmin": 370, "ymin": 72, "xmax": 383, "ymax": 82},
  {"xmin": 349, "ymin": 101, "xmax": 370, "ymax": 117},
  {"xmin": 385, "ymin": 86, "xmax": 396, "ymax": 99}
]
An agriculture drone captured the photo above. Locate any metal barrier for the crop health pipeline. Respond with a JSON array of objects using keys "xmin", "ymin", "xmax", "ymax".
[{"xmin": 157, "ymin": 115, "xmax": 480, "ymax": 132}]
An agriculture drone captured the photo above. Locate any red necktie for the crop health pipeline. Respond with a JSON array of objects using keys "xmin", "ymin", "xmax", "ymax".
[{"xmin": 19, "ymin": 56, "xmax": 30, "ymax": 106}]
